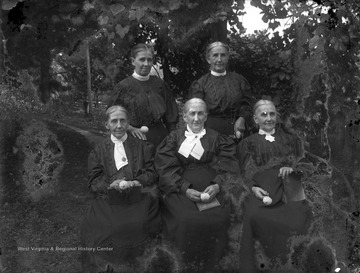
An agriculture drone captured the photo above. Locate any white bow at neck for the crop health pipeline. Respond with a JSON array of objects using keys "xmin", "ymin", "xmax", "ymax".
[
  {"xmin": 178, "ymin": 126, "xmax": 206, "ymax": 160},
  {"xmin": 258, "ymin": 129, "xmax": 275, "ymax": 142}
]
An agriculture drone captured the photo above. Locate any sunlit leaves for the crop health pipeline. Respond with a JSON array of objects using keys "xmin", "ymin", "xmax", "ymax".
[
  {"xmin": 269, "ymin": 20, "xmax": 280, "ymax": 30},
  {"xmin": 274, "ymin": 2, "xmax": 287, "ymax": 18}
]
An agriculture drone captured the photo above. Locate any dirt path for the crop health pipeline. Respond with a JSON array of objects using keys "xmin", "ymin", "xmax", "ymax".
[{"xmin": 0, "ymin": 120, "xmax": 102, "ymax": 273}]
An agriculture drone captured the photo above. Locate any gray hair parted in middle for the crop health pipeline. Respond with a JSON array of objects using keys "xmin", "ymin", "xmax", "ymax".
[
  {"xmin": 205, "ymin": 41, "xmax": 230, "ymax": 59},
  {"xmin": 105, "ymin": 105, "xmax": 129, "ymax": 121},
  {"xmin": 183, "ymin": 98, "xmax": 208, "ymax": 114}
]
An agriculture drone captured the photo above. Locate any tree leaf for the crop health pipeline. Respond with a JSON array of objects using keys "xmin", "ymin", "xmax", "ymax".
[
  {"xmin": 320, "ymin": 14, "xmax": 330, "ymax": 23},
  {"xmin": 2, "ymin": 0, "xmax": 20, "ymax": 10},
  {"xmin": 269, "ymin": 20, "xmax": 280, "ymax": 30},
  {"xmin": 109, "ymin": 4, "xmax": 125, "ymax": 16},
  {"xmin": 105, "ymin": 31, "xmax": 115, "ymax": 40},
  {"xmin": 58, "ymin": 3, "xmax": 78, "ymax": 13},
  {"xmin": 349, "ymin": 25, "xmax": 359, "ymax": 39},
  {"xmin": 169, "ymin": 0, "xmax": 181, "ymax": 11},
  {"xmin": 129, "ymin": 7, "xmax": 145, "ymax": 21},
  {"xmin": 187, "ymin": 2, "xmax": 198, "ymax": 9},
  {"xmin": 71, "ymin": 15, "xmax": 85, "ymax": 26},
  {"xmin": 83, "ymin": 0, "xmax": 95, "ymax": 13},
  {"xmin": 115, "ymin": 24, "xmax": 129, "ymax": 38},
  {"xmin": 309, "ymin": 35, "xmax": 320, "ymax": 50},
  {"xmin": 97, "ymin": 14, "xmax": 109, "ymax": 26}
]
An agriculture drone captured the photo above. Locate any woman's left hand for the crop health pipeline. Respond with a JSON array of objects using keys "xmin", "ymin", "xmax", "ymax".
[
  {"xmin": 131, "ymin": 180, "xmax": 142, "ymax": 187},
  {"xmin": 278, "ymin": 167, "xmax": 293, "ymax": 179},
  {"xmin": 203, "ymin": 184, "xmax": 220, "ymax": 200},
  {"xmin": 234, "ymin": 117, "xmax": 246, "ymax": 139}
]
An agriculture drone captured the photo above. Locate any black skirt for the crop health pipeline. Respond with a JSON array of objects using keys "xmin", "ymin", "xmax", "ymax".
[
  {"xmin": 161, "ymin": 166, "xmax": 231, "ymax": 273},
  {"xmin": 80, "ymin": 189, "xmax": 160, "ymax": 272}
]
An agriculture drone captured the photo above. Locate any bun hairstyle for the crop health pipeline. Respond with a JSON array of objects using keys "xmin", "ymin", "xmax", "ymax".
[
  {"xmin": 105, "ymin": 105, "xmax": 129, "ymax": 121},
  {"xmin": 130, "ymin": 43, "xmax": 154, "ymax": 58},
  {"xmin": 205, "ymin": 41, "xmax": 230, "ymax": 59}
]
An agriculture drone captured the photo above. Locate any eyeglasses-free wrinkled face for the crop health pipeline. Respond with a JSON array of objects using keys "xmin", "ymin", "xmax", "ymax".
[
  {"xmin": 183, "ymin": 101, "xmax": 208, "ymax": 133},
  {"xmin": 254, "ymin": 104, "xmax": 277, "ymax": 133},
  {"xmin": 105, "ymin": 109, "xmax": 129, "ymax": 139},
  {"xmin": 206, "ymin": 45, "xmax": 229, "ymax": 73},
  {"xmin": 131, "ymin": 50, "xmax": 153, "ymax": 76}
]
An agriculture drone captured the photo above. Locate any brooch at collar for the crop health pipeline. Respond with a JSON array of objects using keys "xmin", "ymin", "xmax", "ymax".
[{"xmin": 265, "ymin": 135, "xmax": 275, "ymax": 142}]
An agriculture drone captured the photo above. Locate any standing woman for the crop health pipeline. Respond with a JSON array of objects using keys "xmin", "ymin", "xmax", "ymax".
[
  {"xmin": 81, "ymin": 106, "xmax": 161, "ymax": 273},
  {"xmin": 189, "ymin": 41, "xmax": 254, "ymax": 139},
  {"xmin": 108, "ymin": 43, "xmax": 179, "ymax": 148}
]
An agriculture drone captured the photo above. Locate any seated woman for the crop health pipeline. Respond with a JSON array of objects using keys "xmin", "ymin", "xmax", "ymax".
[
  {"xmin": 236, "ymin": 99, "xmax": 313, "ymax": 272},
  {"xmin": 155, "ymin": 98, "xmax": 240, "ymax": 273},
  {"xmin": 81, "ymin": 105, "xmax": 160, "ymax": 273}
]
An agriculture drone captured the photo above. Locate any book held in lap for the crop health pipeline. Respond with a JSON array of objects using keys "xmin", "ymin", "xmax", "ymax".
[{"xmin": 196, "ymin": 197, "xmax": 221, "ymax": 211}]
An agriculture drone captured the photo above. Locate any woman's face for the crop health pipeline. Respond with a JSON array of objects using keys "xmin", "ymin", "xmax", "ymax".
[
  {"xmin": 132, "ymin": 50, "xmax": 153, "ymax": 76},
  {"xmin": 254, "ymin": 103, "xmax": 277, "ymax": 133},
  {"xmin": 105, "ymin": 109, "xmax": 129, "ymax": 139},
  {"xmin": 183, "ymin": 101, "xmax": 207, "ymax": 133},
  {"xmin": 206, "ymin": 45, "xmax": 229, "ymax": 73}
]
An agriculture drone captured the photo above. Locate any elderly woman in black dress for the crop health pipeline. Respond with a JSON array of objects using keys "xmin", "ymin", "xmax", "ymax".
[
  {"xmin": 189, "ymin": 41, "xmax": 253, "ymax": 139},
  {"xmin": 81, "ymin": 105, "xmax": 160, "ymax": 273},
  {"xmin": 237, "ymin": 99, "xmax": 313, "ymax": 272},
  {"xmin": 155, "ymin": 98, "xmax": 240, "ymax": 272},
  {"xmin": 108, "ymin": 43, "xmax": 179, "ymax": 148}
]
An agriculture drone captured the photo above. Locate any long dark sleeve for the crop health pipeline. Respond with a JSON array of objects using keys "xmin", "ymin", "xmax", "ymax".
[
  {"xmin": 162, "ymin": 81, "xmax": 179, "ymax": 131},
  {"xmin": 237, "ymin": 74, "xmax": 254, "ymax": 126},
  {"xmin": 88, "ymin": 147, "xmax": 109, "ymax": 194},
  {"xmin": 155, "ymin": 133, "xmax": 191, "ymax": 194},
  {"xmin": 131, "ymin": 141, "xmax": 158, "ymax": 187},
  {"xmin": 211, "ymin": 134, "xmax": 240, "ymax": 188}
]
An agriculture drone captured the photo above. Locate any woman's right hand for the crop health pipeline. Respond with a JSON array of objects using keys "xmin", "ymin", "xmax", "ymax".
[
  {"xmin": 108, "ymin": 179, "xmax": 123, "ymax": 191},
  {"xmin": 251, "ymin": 186, "xmax": 269, "ymax": 200},
  {"xmin": 128, "ymin": 125, "xmax": 147, "ymax": 140},
  {"xmin": 108, "ymin": 179, "xmax": 137, "ymax": 191},
  {"xmin": 185, "ymin": 188, "xmax": 201, "ymax": 202}
]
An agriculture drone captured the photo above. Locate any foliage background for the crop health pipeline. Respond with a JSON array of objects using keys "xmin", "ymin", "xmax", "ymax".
[{"xmin": 0, "ymin": 0, "xmax": 360, "ymax": 272}]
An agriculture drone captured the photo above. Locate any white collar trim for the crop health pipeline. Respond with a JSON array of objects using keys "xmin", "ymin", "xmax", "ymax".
[
  {"xmin": 132, "ymin": 71, "xmax": 150, "ymax": 81},
  {"xmin": 210, "ymin": 70, "xmax": 227, "ymax": 76}
]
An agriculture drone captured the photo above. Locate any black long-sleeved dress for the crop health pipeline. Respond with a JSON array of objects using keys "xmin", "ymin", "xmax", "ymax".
[
  {"xmin": 236, "ymin": 128, "xmax": 313, "ymax": 272},
  {"xmin": 81, "ymin": 135, "xmax": 160, "ymax": 273},
  {"xmin": 189, "ymin": 72, "xmax": 253, "ymax": 136},
  {"xmin": 155, "ymin": 127, "xmax": 240, "ymax": 273},
  {"xmin": 108, "ymin": 75, "xmax": 179, "ymax": 147}
]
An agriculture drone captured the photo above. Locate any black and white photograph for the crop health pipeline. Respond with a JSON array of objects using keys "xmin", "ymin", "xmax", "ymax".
[{"xmin": 0, "ymin": 0, "xmax": 359, "ymax": 272}]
